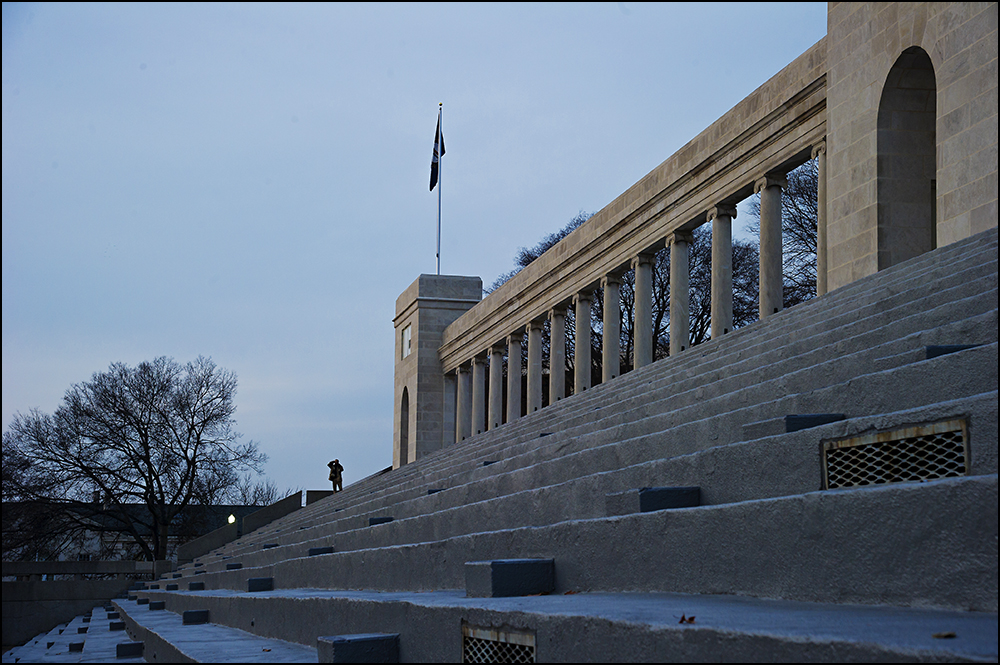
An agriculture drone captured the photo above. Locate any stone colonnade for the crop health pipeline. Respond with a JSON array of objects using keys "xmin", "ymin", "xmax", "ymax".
[{"xmin": 454, "ymin": 143, "xmax": 827, "ymax": 442}]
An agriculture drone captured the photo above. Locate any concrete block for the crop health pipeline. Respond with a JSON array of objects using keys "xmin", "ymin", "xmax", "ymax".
[
  {"xmin": 465, "ymin": 559, "xmax": 555, "ymax": 597},
  {"xmin": 262, "ymin": 543, "xmax": 279, "ymax": 550},
  {"xmin": 248, "ymin": 577, "xmax": 274, "ymax": 592},
  {"xmin": 110, "ymin": 621, "xmax": 125, "ymax": 631},
  {"xmin": 639, "ymin": 486, "xmax": 701, "ymax": 512},
  {"xmin": 309, "ymin": 546, "xmax": 335, "ymax": 556},
  {"xmin": 149, "ymin": 600, "xmax": 165, "ymax": 610},
  {"xmin": 78, "ymin": 626, "xmax": 88, "ymax": 633},
  {"xmin": 172, "ymin": 573, "xmax": 182, "ymax": 578},
  {"xmin": 117, "ymin": 641, "xmax": 144, "ymax": 658},
  {"xmin": 108, "ymin": 612, "xmax": 120, "ymax": 619},
  {"xmin": 83, "ymin": 616, "xmax": 90, "ymax": 622},
  {"xmin": 183, "ymin": 609, "xmax": 210, "ymax": 625},
  {"xmin": 137, "ymin": 597, "xmax": 149, "ymax": 605},
  {"xmin": 318, "ymin": 633, "xmax": 399, "ymax": 663},
  {"xmin": 149, "ymin": 583, "xmax": 160, "ymax": 589},
  {"xmin": 606, "ymin": 487, "xmax": 701, "ymax": 515},
  {"xmin": 369, "ymin": 517, "xmax": 394, "ymax": 526},
  {"xmin": 166, "ymin": 584, "xmax": 178, "ymax": 591},
  {"xmin": 427, "ymin": 488, "xmax": 443, "ymax": 495},
  {"xmin": 926, "ymin": 344, "xmax": 979, "ymax": 359},
  {"xmin": 226, "ymin": 562, "xmax": 243, "ymax": 570},
  {"xmin": 188, "ymin": 582, "xmax": 205, "ymax": 591},
  {"xmin": 743, "ymin": 414, "xmax": 846, "ymax": 438},
  {"xmin": 127, "ymin": 594, "xmax": 137, "ymax": 601},
  {"xmin": 69, "ymin": 641, "xmax": 84, "ymax": 652}
]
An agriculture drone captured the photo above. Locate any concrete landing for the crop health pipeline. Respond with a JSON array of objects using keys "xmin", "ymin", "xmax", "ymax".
[
  {"xmin": 111, "ymin": 598, "xmax": 316, "ymax": 662},
  {"xmin": 2, "ymin": 607, "xmax": 143, "ymax": 664},
  {"xmin": 132, "ymin": 587, "xmax": 997, "ymax": 662}
]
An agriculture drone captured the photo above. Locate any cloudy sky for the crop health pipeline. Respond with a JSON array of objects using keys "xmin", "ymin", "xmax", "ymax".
[{"xmin": 2, "ymin": 3, "xmax": 827, "ymax": 495}]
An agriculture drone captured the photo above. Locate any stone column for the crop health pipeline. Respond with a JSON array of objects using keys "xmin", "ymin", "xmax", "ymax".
[
  {"xmin": 602, "ymin": 274, "xmax": 621, "ymax": 382},
  {"xmin": 756, "ymin": 173, "xmax": 787, "ymax": 319},
  {"xmin": 456, "ymin": 363, "xmax": 472, "ymax": 442},
  {"xmin": 548, "ymin": 306, "xmax": 567, "ymax": 402},
  {"xmin": 488, "ymin": 345, "xmax": 504, "ymax": 430},
  {"xmin": 813, "ymin": 142, "xmax": 828, "ymax": 296},
  {"xmin": 573, "ymin": 291, "xmax": 593, "ymax": 394},
  {"xmin": 526, "ymin": 320, "xmax": 544, "ymax": 413},
  {"xmin": 506, "ymin": 332, "xmax": 523, "ymax": 423},
  {"xmin": 471, "ymin": 355, "xmax": 487, "ymax": 436},
  {"xmin": 709, "ymin": 205, "xmax": 737, "ymax": 338},
  {"xmin": 631, "ymin": 253, "xmax": 655, "ymax": 369},
  {"xmin": 669, "ymin": 231, "xmax": 692, "ymax": 355}
]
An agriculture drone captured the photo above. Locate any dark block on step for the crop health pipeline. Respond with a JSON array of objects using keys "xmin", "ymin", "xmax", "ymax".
[
  {"xmin": 183, "ymin": 609, "xmax": 209, "ymax": 625},
  {"xmin": 188, "ymin": 581, "xmax": 205, "ymax": 591},
  {"xmin": 784, "ymin": 414, "xmax": 846, "ymax": 432},
  {"xmin": 172, "ymin": 573, "xmax": 182, "ymax": 578},
  {"xmin": 117, "ymin": 642, "xmax": 144, "ymax": 658},
  {"xmin": 926, "ymin": 344, "xmax": 979, "ymax": 359},
  {"xmin": 369, "ymin": 517, "xmax": 393, "ymax": 526},
  {"xmin": 69, "ymin": 641, "xmax": 85, "ymax": 652},
  {"xmin": 78, "ymin": 626, "xmax": 88, "ymax": 634},
  {"xmin": 107, "ymin": 612, "xmax": 120, "ymax": 620},
  {"xmin": 309, "ymin": 546, "xmax": 335, "ymax": 556},
  {"xmin": 427, "ymin": 488, "xmax": 443, "ymax": 495},
  {"xmin": 466, "ymin": 558, "xmax": 555, "ymax": 598},
  {"xmin": 638, "ymin": 486, "xmax": 701, "ymax": 512},
  {"xmin": 318, "ymin": 633, "xmax": 400, "ymax": 664},
  {"xmin": 137, "ymin": 598, "xmax": 149, "ymax": 605},
  {"xmin": 194, "ymin": 562, "xmax": 204, "ymax": 567},
  {"xmin": 149, "ymin": 600, "xmax": 166, "ymax": 610},
  {"xmin": 226, "ymin": 562, "xmax": 243, "ymax": 570},
  {"xmin": 127, "ymin": 595, "xmax": 137, "ymax": 601},
  {"xmin": 482, "ymin": 460, "xmax": 497, "ymax": 466},
  {"xmin": 166, "ymin": 584, "xmax": 178, "ymax": 591},
  {"xmin": 262, "ymin": 543, "xmax": 279, "ymax": 550},
  {"xmin": 149, "ymin": 584, "xmax": 159, "ymax": 589},
  {"xmin": 247, "ymin": 577, "xmax": 274, "ymax": 592},
  {"xmin": 83, "ymin": 617, "xmax": 90, "ymax": 623},
  {"xmin": 110, "ymin": 621, "xmax": 125, "ymax": 631}
]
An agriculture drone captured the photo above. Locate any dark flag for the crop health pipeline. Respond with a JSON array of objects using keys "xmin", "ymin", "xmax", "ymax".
[{"xmin": 430, "ymin": 109, "xmax": 445, "ymax": 191}]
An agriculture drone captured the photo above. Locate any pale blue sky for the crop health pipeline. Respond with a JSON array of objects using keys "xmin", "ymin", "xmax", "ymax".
[{"xmin": 3, "ymin": 3, "xmax": 828, "ymax": 494}]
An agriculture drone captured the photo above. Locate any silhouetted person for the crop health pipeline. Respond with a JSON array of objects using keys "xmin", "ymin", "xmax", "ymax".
[{"xmin": 328, "ymin": 459, "xmax": 344, "ymax": 492}]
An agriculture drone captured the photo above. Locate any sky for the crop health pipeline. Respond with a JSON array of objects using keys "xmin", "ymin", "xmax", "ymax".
[{"xmin": 2, "ymin": 3, "xmax": 828, "ymax": 496}]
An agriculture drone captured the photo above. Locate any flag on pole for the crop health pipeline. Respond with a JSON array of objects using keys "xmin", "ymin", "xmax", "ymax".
[{"xmin": 430, "ymin": 109, "xmax": 445, "ymax": 191}]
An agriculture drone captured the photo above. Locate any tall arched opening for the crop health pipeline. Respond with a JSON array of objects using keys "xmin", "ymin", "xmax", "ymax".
[
  {"xmin": 399, "ymin": 387, "xmax": 409, "ymax": 466},
  {"xmin": 877, "ymin": 46, "xmax": 937, "ymax": 269}
]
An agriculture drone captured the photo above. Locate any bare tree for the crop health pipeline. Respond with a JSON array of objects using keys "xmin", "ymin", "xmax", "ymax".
[{"xmin": 3, "ymin": 356, "xmax": 266, "ymax": 561}]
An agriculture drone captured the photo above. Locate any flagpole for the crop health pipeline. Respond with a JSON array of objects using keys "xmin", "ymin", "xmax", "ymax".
[{"xmin": 436, "ymin": 102, "xmax": 442, "ymax": 275}]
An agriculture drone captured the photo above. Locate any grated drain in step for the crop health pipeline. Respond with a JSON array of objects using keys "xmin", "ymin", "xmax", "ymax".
[
  {"xmin": 462, "ymin": 623, "xmax": 535, "ymax": 663},
  {"xmin": 822, "ymin": 419, "xmax": 968, "ymax": 490}
]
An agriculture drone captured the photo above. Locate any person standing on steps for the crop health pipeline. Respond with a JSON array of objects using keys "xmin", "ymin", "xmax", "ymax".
[{"xmin": 328, "ymin": 459, "xmax": 344, "ymax": 492}]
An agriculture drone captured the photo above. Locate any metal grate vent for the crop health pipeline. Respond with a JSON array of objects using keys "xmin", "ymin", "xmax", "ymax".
[
  {"xmin": 822, "ymin": 419, "xmax": 969, "ymax": 490},
  {"xmin": 462, "ymin": 624, "xmax": 535, "ymax": 663}
]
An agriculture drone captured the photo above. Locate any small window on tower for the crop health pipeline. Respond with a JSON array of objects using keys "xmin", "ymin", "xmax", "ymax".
[{"xmin": 402, "ymin": 325, "xmax": 412, "ymax": 359}]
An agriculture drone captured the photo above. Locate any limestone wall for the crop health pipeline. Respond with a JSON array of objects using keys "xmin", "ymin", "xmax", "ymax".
[{"xmin": 826, "ymin": 2, "xmax": 998, "ymax": 290}]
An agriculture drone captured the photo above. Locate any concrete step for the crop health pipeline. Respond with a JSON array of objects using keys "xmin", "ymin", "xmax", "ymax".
[
  {"xmin": 110, "ymin": 597, "xmax": 316, "ymax": 663},
  {"xmin": 220, "ymin": 283, "xmax": 997, "ymax": 555},
  {"xmin": 207, "ymin": 330, "xmax": 997, "ymax": 567},
  {"xmin": 191, "ymin": 328, "xmax": 996, "ymax": 577},
  {"xmin": 1, "ymin": 606, "xmax": 144, "ymax": 664},
  {"xmin": 125, "ymin": 586, "xmax": 999, "ymax": 663},
  {"xmin": 191, "ymin": 386, "xmax": 997, "ymax": 578},
  {"xmin": 214, "ymin": 230, "xmax": 998, "ymax": 548},
  {"xmin": 185, "ymin": 472, "xmax": 997, "ymax": 613}
]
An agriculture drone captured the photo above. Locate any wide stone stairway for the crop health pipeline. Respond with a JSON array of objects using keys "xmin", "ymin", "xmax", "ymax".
[{"xmin": 8, "ymin": 227, "xmax": 997, "ymax": 662}]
